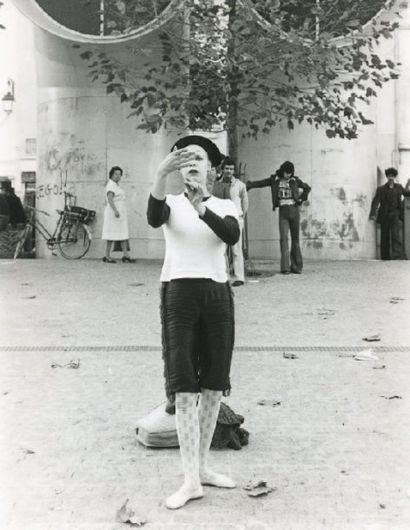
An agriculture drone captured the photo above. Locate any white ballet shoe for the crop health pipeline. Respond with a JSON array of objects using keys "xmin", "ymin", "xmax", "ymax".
[
  {"xmin": 200, "ymin": 470, "xmax": 236, "ymax": 488},
  {"xmin": 165, "ymin": 484, "xmax": 204, "ymax": 510}
]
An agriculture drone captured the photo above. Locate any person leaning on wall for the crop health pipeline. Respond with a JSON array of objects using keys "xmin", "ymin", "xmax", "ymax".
[
  {"xmin": 246, "ymin": 161, "xmax": 311, "ymax": 274},
  {"xmin": 369, "ymin": 167, "xmax": 410, "ymax": 260}
]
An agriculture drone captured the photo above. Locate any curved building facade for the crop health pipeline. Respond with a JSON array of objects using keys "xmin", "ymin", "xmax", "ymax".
[{"xmin": 10, "ymin": 0, "xmax": 410, "ymax": 260}]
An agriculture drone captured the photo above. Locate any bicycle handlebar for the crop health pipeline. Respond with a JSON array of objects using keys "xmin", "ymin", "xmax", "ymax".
[{"xmin": 64, "ymin": 191, "xmax": 77, "ymax": 207}]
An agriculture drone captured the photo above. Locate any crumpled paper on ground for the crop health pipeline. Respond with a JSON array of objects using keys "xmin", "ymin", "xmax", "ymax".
[
  {"xmin": 283, "ymin": 352, "xmax": 298, "ymax": 359},
  {"xmin": 354, "ymin": 349, "xmax": 379, "ymax": 361},
  {"xmin": 244, "ymin": 480, "xmax": 277, "ymax": 497},
  {"xmin": 51, "ymin": 359, "xmax": 80, "ymax": 369},
  {"xmin": 362, "ymin": 334, "xmax": 381, "ymax": 342},
  {"xmin": 257, "ymin": 399, "xmax": 281, "ymax": 407},
  {"xmin": 116, "ymin": 498, "xmax": 147, "ymax": 526}
]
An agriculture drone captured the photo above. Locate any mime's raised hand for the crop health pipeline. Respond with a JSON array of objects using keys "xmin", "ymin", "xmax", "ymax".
[
  {"xmin": 152, "ymin": 149, "xmax": 197, "ymax": 200},
  {"xmin": 184, "ymin": 178, "xmax": 206, "ymax": 212},
  {"xmin": 157, "ymin": 149, "xmax": 197, "ymax": 179}
]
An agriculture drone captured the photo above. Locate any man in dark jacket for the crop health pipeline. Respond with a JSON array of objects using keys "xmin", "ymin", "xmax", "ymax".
[
  {"xmin": 247, "ymin": 161, "xmax": 311, "ymax": 274},
  {"xmin": 0, "ymin": 181, "xmax": 26, "ymax": 227},
  {"xmin": 369, "ymin": 167, "xmax": 410, "ymax": 260}
]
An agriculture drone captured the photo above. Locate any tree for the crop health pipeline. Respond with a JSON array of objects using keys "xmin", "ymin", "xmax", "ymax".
[{"xmin": 75, "ymin": 0, "xmax": 402, "ymax": 163}]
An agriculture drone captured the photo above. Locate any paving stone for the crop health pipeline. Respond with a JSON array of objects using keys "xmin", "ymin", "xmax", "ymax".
[{"xmin": 0, "ymin": 258, "xmax": 409, "ymax": 528}]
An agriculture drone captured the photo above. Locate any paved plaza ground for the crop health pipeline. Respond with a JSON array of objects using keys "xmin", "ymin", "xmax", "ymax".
[{"xmin": 0, "ymin": 258, "xmax": 410, "ymax": 529}]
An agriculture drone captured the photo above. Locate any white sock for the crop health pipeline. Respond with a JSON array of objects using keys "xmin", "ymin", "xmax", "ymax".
[
  {"xmin": 165, "ymin": 392, "xmax": 203, "ymax": 509},
  {"xmin": 198, "ymin": 388, "xmax": 236, "ymax": 489}
]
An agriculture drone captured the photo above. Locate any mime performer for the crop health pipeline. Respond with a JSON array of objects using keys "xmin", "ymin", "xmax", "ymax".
[{"xmin": 147, "ymin": 135, "xmax": 240, "ymax": 509}]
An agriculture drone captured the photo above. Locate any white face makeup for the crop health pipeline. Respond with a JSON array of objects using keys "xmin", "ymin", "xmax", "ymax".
[{"xmin": 179, "ymin": 144, "xmax": 210, "ymax": 187}]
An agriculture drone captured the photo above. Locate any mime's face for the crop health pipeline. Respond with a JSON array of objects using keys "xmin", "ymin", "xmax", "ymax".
[{"xmin": 179, "ymin": 144, "xmax": 210, "ymax": 188}]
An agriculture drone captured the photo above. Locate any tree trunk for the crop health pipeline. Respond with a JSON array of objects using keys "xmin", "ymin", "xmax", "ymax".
[
  {"xmin": 226, "ymin": 0, "xmax": 239, "ymax": 167},
  {"xmin": 182, "ymin": 5, "xmax": 191, "ymax": 131},
  {"xmin": 227, "ymin": 105, "xmax": 239, "ymax": 167}
]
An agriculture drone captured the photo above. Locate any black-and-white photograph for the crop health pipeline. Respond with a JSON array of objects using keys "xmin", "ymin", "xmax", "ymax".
[{"xmin": 0, "ymin": 1, "xmax": 409, "ymax": 529}]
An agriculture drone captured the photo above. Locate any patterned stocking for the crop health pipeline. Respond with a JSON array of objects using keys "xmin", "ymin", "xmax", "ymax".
[
  {"xmin": 198, "ymin": 388, "xmax": 236, "ymax": 488},
  {"xmin": 165, "ymin": 392, "xmax": 203, "ymax": 509}
]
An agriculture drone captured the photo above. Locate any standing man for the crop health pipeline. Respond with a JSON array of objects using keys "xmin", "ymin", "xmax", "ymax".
[
  {"xmin": 369, "ymin": 167, "xmax": 410, "ymax": 260},
  {"xmin": 212, "ymin": 158, "xmax": 248, "ymax": 286},
  {"xmin": 0, "ymin": 181, "xmax": 26, "ymax": 228},
  {"xmin": 0, "ymin": 185, "xmax": 11, "ymax": 231},
  {"xmin": 247, "ymin": 161, "xmax": 311, "ymax": 274}
]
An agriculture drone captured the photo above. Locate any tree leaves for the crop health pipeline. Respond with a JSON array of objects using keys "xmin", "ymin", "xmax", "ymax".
[{"xmin": 74, "ymin": 0, "xmax": 400, "ymax": 141}]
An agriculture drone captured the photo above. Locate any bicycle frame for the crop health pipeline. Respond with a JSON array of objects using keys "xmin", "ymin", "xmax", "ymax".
[
  {"xmin": 25, "ymin": 208, "xmax": 58, "ymax": 249},
  {"xmin": 30, "ymin": 211, "xmax": 50, "ymax": 244},
  {"xmin": 27, "ymin": 192, "xmax": 92, "ymax": 250},
  {"xmin": 15, "ymin": 192, "xmax": 93, "ymax": 260}
]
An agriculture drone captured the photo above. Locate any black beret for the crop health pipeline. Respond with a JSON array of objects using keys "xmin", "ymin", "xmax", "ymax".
[{"xmin": 171, "ymin": 135, "xmax": 222, "ymax": 167}]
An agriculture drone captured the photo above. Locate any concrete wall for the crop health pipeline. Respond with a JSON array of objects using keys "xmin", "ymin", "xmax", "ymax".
[
  {"xmin": 6, "ymin": 1, "xmax": 410, "ymax": 260},
  {"xmin": 242, "ymin": 120, "xmax": 378, "ymax": 260},
  {"xmin": 396, "ymin": 8, "xmax": 410, "ymax": 180},
  {"xmin": 242, "ymin": 22, "xmax": 409, "ymax": 261},
  {"xmin": 33, "ymin": 26, "xmax": 226, "ymax": 259},
  {"xmin": 34, "ymin": 28, "xmax": 168, "ymax": 259}
]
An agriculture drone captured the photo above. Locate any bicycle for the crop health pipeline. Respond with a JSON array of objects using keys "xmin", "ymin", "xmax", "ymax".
[{"xmin": 14, "ymin": 192, "xmax": 96, "ymax": 260}]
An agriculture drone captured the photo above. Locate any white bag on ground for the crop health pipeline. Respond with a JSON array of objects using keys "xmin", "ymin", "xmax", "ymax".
[
  {"xmin": 135, "ymin": 402, "xmax": 178, "ymax": 448},
  {"xmin": 135, "ymin": 401, "xmax": 249, "ymax": 450}
]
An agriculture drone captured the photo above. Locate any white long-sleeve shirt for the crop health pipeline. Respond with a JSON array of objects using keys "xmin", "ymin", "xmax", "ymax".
[{"xmin": 147, "ymin": 193, "xmax": 239, "ymax": 283}]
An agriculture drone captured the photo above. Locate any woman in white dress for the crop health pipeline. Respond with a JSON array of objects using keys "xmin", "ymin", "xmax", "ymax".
[{"xmin": 101, "ymin": 166, "xmax": 135, "ymax": 263}]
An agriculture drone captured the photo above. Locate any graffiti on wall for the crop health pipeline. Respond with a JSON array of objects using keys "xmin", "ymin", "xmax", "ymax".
[
  {"xmin": 301, "ymin": 187, "xmax": 368, "ymax": 250},
  {"xmin": 36, "ymin": 170, "xmax": 71, "ymax": 199},
  {"xmin": 37, "ymin": 132, "xmax": 104, "ymax": 200}
]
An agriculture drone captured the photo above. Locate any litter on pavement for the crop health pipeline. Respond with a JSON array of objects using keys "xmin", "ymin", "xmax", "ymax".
[
  {"xmin": 283, "ymin": 352, "xmax": 298, "ymax": 359},
  {"xmin": 51, "ymin": 359, "xmax": 80, "ymax": 369},
  {"xmin": 354, "ymin": 349, "xmax": 379, "ymax": 361},
  {"xmin": 116, "ymin": 498, "xmax": 147, "ymax": 526},
  {"xmin": 244, "ymin": 480, "xmax": 277, "ymax": 497},
  {"xmin": 257, "ymin": 399, "xmax": 281, "ymax": 407},
  {"xmin": 362, "ymin": 334, "xmax": 381, "ymax": 342},
  {"xmin": 389, "ymin": 297, "xmax": 404, "ymax": 304}
]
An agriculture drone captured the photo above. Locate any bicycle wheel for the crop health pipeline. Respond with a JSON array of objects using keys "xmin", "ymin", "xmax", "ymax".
[
  {"xmin": 58, "ymin": 222, "xmax": 91, "ymax": 259},
  {"xmin": 13, "ymin": 224, "xmax": 31, "ymax": 259}
]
